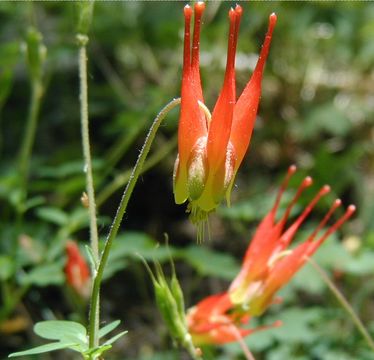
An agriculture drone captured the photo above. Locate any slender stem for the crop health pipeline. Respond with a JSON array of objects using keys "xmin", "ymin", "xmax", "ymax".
[
  {"xmin": 307, "ymin": 256, "xmax": 374, "ymax": 352},
  {"xmin": 77, "ymin": 34, "xmax": 100, "ymax": 351},
  {"xmin": 18, "ymin": 79, "xmax": 43, "ymax": 214},
  {"xmin": 183, "ymin": 333, "xmax": 203, "ymax": 360},
  {"xmin": 229, "ymin": 324, "xmax": 256, "ymax": 360},
  {"xmin": 78, "ymin": 34, "xmax": 99, "ymax": 266},
  {"xmin": 88, "ymin": 97, "xmax": 181, "ymax": 349}
]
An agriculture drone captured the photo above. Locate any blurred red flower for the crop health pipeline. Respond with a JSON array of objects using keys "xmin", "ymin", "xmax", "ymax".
[{"xmin": 64, "ymin": 240, "xmax": 90, "ymax": 298}]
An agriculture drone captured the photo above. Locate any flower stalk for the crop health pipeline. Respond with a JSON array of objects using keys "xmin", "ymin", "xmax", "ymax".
[
  {"xmin": 307, "ymin": 256, "xmax": 374, "ymax": 352},
  {"xmin": 88, "ymin": 97, "xmax": 182, "ymax": 350},
  {"xmin": 18, "ymin": 28, "xmax": 46, "ymax": 216},
  {"xmin": 77, "ymin": 34, "xmax": 99, "ymax": 267}
]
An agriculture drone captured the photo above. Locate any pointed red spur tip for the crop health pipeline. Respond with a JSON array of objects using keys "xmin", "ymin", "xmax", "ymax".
[
  {"xmin": 235, "ymin": 4, "xmax": 243, "ymax": 16},
  {"xmin": 302, "ymin": 176, "xmax": 313, "ymax": 187},
  {"xmin": 334, "ymin": 199, "xmax": 342, "ymax": 207},
  {"xmin": 320, "ymin": 184, "xmax": 331, "ymax": 195},
  {"xmin": 288, "ymin": 164, "xmax": 297, "ymax": 174},
  {"xmin": 184, "ymin": 4, "xmax": 193, "ymax": 18},
  {"xmin": 269, "ymin": 13, "xmax": 277, "ymax": 27},
  {"xmin": 228, "ymin": 7, "xmax": 236, "ymax": 22},
  {"xmin": 347, "ymin": 204, "xmax": 356, "ymax": 215},
  {"xmin": 194, "ymin": 2, "xmax": 206, "ymax": 15}
]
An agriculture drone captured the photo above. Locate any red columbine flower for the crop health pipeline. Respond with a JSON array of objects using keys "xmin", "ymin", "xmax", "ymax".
[
  {"xmin": 186, "ymin": 166, "xmax": 355, "ymax": 346},
  {"xmin": 229, "ymin": 165, "xmax": 356, "ymax": 316},
  {"xmin": 173, "ymin": 3, "xmax": 277, "ymax": 225},
  {"xmin": 64, "ymin": 240, "xmax": 90, "ymax": 298}
]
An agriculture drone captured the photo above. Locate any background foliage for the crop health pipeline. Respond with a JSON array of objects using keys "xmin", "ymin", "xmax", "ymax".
[{"xmin": 0, "ymin": 2, "xmax": 373, "ymax": 359}]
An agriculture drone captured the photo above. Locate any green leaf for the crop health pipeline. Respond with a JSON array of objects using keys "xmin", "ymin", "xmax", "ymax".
[
  {"xmin": 344, "ymin": 251, "xmax": 374, "ymax": 276},
  {"xmin": 85, "ymin": 344, "xmax": 112, "ymax": 358},
  {"xmin": 24, "ymin": 195, "xmax": 45, "ymax": 211},
  {"xmin": 102, "ymin": 330, "xmax": 128, "ymax": 346},
  {"xmin": 20, "ymin": 263, "xmax": 64, "ymax": 287},
  {"xmin": 98, "ymin": 320, "xmax": 121, "ymax": 339},
  {"xmin": 0, "ymin": 255, "xmax": 15, "ymax": 280},
  {"xmin": 8, "ymin": 341, "xmax": 74, "ymax": 357},
  {"xmin": 272, "ymin": 308, "xmax": 322, "ymax": 344},
  {"xmin": 181, "ymin": 245, "xmax": 240, "ymax": 280},
  {"xmin": 34, "ymin": 320, "xmax": 87, "ymax": 343},
  {"xmin": 36, "ymin": 207, "xmax": 69, "ymax": 226}
]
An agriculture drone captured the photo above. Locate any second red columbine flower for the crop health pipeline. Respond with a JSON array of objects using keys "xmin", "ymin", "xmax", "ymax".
[
  {"xmin": 186, "ymin": 166, "xmax": 355, "ymax": 345},
  {"xmin": 173, "ymin": 3, "xmax": 277, "ymax": 224}
]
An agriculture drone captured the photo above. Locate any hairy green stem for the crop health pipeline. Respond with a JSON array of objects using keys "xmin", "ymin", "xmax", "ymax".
[
  {"xmin": 77, "ymin": 34, "xmax": 100, "ymax": 351},
  {"xmin": 78, "ymin": 34, "xmax": 99, "ymax": 265},
  {"xmin": 307, "ymin": 256, "xmax": 374, "ymax": 352},
  {"xmin": 18, "ymin": 80, "xmax": 43, "ymax": 213},
  {"xmin": 88, "ymin": 97, "xmax": 181, "ymax": 349}
]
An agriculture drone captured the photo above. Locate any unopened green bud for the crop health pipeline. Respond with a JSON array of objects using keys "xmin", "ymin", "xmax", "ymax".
[
  {"xmin": 171, "ymin": 273, "xmax": 186, "ymax": 325},
  {"xmin": 154, "ymin": 275, "xmax": 186, "ymax": 342},
  {"xmin": 76, "ymin": 1, "xmax": 95, "ymax": 36},
  {"xmin": 25, "ymin": 28, "xmax": 46, "ymax": 83},
  {"xmin": 141, "ymin": 256, "xmax": 189, "ymax": 345}
]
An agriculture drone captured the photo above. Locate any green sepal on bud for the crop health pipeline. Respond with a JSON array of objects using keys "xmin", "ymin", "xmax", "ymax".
[
  {"xmin": 170, "ymin": 273, "xmax": 186, "ymax": 327},
  {"xmin": 76, "ymin": 1, "xmax": 95, "ymax": 37},
  {"xmin": 25, "ymin": 28, "xmax": 46, "ymax": 84},
  {"xmin": 142, "ymin": 258, "xmax": 187, "ymax": 343}
]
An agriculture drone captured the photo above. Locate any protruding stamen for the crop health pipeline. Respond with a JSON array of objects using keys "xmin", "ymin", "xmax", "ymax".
[
  {"xmin": 280, "ymin": 176, "xmax": 313, "ymax": 225},
  {"xmin": 310, "ymin": 205, "xmax": 356, "ymax": 253},
  {"xmin": 192, "ymin": 2, "xmax": 205, "ymax": 70},
  {"xmin": 307, "ymin": 199, "xmax": 342, "ymax": 243},
  {"xmin": 183, "ymin": 5, "xmax": 192, "ymax": 74},
  {"xmin": 271, "ymin": 164, "xmax": 297, "ymax": 216}
]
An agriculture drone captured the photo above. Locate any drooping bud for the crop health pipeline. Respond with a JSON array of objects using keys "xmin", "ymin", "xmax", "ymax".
[{"xmin": 64, "ymin": 240, "xmax": 90, "ymax": 298}]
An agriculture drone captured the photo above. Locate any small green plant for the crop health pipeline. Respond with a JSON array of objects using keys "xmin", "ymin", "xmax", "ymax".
[{"xmin": 9, "ymin": 320, "xmax": 127, "ymax": 359}]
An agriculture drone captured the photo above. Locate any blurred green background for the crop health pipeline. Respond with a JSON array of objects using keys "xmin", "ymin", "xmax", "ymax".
[{"xmin": 0, "ymin": 1, "xmax": 373, "ymax": 359}]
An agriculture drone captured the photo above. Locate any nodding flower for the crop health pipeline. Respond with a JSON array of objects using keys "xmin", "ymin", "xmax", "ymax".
[
  {"xmin": 173, "ymin": 2, "xmax": 277, "ymax": 227},
  {"xmin": 229, "ymin": 165, "xmax": 356, "ymax": 316},
  {"xmin": 64, "ymin": 240, "xmax": 90, "ymax": 298},
  {"xmin": 186, "ymin": 166, "xmax": 355, "ymax": 345}
]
